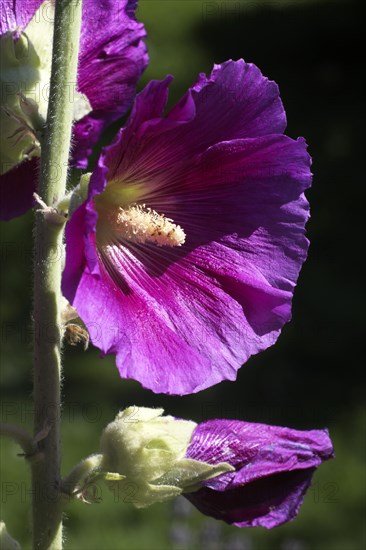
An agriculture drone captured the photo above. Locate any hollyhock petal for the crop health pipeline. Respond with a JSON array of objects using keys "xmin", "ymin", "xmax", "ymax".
[
  {"xmin": 63, "ymin": 239, "xmax": 216, "ymax": 394},
  {"xmin": 104, "ymin": 60, "xmax": 286, "ymax": 178},
  {"xmin": 185, "ymin": 420, "xmax": 334, "ymax": 527},
  {"xmin": 0, "ymin": 0, "xmax": 43, "ymax": 33},
  {"xmin": 63, "ymin": 61, "xmax": 312, "ymax": 394},
  {"xmin": 186, "ymin": 469, "xmax": 315, "ymax": 528},
  {"xmin": 186, "ymin": 420, "xmax": 334, "ymax": 490},
  {"xmin": 74, "ymin": 0, "xmax": 148, "ymax": 167},
  {"xmin": 0, "ymin": 159, "xmax": 38, "ymax": 220},
  {"xmin": 79, "ymin": 0, "xmax": 147, "ymax": 114},
  {"xmin": 182, "ymin": 59, "xmax": 287, "ymax": 139},
  {"xmin": 181, "ymin": 136, "xmax": 311, "ymax": 291}
]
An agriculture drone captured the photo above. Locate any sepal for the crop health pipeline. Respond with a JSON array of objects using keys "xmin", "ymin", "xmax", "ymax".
[
  {"xmin": 0, "ymin": 522, "xmax": 21, "ymax": 550},
  {"xmin": 99, "ymin": 407, "xmax": 233, "ymax": 508},
  {"xmin": 68, "ymin": 173, "xmax": 92, "ymax": 215}
]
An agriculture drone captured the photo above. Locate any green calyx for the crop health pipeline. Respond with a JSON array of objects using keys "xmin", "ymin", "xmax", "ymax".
[
  {"xmin": 1, "ymin": 1, "xmax": 55, "ymax": 174},
  {"xmin": 99, "ymin": 407, "xmax": 234, "ymax": 508},
  {"xmin": 59, "ymin": 172, "xmax": 92, "ymax": 217},
  {"xmin": 0, "ymin": 522, "xmax": 21, "ymax": 550},
  {"xmin": 0, "ymin": 30, "xmax": 44, "ymax": 173}
]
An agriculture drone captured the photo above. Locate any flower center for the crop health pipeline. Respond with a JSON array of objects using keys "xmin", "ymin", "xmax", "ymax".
[{"xmin": 107, "ymin": 204, "xmax": 186, "ymax": 247}]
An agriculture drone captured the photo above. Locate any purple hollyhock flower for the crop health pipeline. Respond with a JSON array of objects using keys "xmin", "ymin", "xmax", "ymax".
[
  {"xmin": 185, "ymin": 419, "xmax": 334, "ymax": 528},
  {"xmin": 0, "ymin": 0, "xmax": 147, "ymax": 220},
  {"xmin": 98, "ymin": 407, "xmax": 333, "ymax": 527},
  {"xmin": 62, "ymin": 59, "xmax": 312, "ymax": 395}
]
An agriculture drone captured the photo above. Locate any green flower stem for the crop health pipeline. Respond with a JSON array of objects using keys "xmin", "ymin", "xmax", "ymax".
[
  {"xmin": 32, "ymin": 1, "xmax": 83, "ymax": 549},
  {"xmin": 0, "ymin": 422, "xmax": 36, "ymax": 456}
]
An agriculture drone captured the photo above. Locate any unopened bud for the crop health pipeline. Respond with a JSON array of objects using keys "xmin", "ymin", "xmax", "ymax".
[{"xmin": 100, "ymin": 407, "xmax": 233, "ymax": 508}]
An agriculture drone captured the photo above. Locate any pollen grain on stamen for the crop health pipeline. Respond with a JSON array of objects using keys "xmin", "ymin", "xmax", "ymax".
[{"xmin": 109, "ymin": 204, "xmax": 186, "ymax": 247}]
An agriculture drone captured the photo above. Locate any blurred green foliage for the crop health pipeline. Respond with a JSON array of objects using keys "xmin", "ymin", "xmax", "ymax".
[{"xmin": 1, "ymin": 0, "xmax": 365, "ymax": 548}]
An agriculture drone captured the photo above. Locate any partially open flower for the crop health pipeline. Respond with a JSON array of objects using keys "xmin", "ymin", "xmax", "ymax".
[
  {"xmin": 0, "ymin": 0, "xmax": 148, "ymax": 219},
  {"xmin": 63, "ymin": 60, "xmax": 312, "ymax": 395},
  {"xmin": 99, "ymin": 407, "xmax": 334, "ymax": 528},
  {"xmin": 185, "ymin": 418, "xmax": 334, "ymax": 528}
]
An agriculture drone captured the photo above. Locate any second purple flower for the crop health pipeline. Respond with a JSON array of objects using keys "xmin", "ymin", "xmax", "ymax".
[
  {"xmin": 63, "ymin": 60, "xmax": 312, "ymax": 395},
  {"xmin": 0, "ymin": 0, "xmax": 147, "ymax": 219}
]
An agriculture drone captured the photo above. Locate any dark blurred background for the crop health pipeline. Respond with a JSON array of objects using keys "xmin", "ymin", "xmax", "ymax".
[{"xmin": 1, "ymin": 0, "xmax": 365, "ymax": 548}]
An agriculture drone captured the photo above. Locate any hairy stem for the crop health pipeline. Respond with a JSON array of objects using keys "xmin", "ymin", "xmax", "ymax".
[{"xmin": 32, "ymin": 1, "xmax": 83, "ymax": 549}]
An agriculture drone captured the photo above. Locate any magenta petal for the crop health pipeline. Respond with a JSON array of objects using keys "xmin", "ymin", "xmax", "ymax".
[
  {"xmin": 179, "ymin": 136, "xmax": 311, "ymax": 294},
  {"xmin": 103, "ymin": 60, "xmax": 286, "ymax": 181},
  {"xmin": 185, "ymin": 420, "xmax": 334, "ymax": 528},
  {"xmin": 65, "ymin": 266, "xmax": 216, "ymax": 394},
  {"xmin": 79, "ymin": 0, "xmax": 147, "ymax": 114},
  {"xmin": 0, "ymin": 159, "xmax": 38, "ymax": 220},
  {"xmin": 182, "ymin": 59, "xmax": 287, "ymax": 138},
  {"xmin": 186, "ymin": 469, "xmax": 315, "ymax": 528},
  {"xmin": 187, "ymin": 420, "xmax": 334, "ymax": 489},
  {"xmin": 63, "ymin": 203, "xmax": 90, "ymax": 300},
  {"xmin": 73, "ymin": 0, "xmax": 148, "ymax": 167},
  {"xmin": 63, "ymin": 211, "xmax": 215, "ymax": 394},
  {"xmin": 63, "ymin": 158, "xmax": 108, "ymax": 292},
  {"xmin": 0, "ymin": 0, "xmax": 42, "ymax": 33}
]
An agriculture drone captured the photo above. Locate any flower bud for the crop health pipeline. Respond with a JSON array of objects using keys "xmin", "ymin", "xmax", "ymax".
[{"xmin": 100, "ymin": 407, "xmax": 233, "ymax": 508}]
